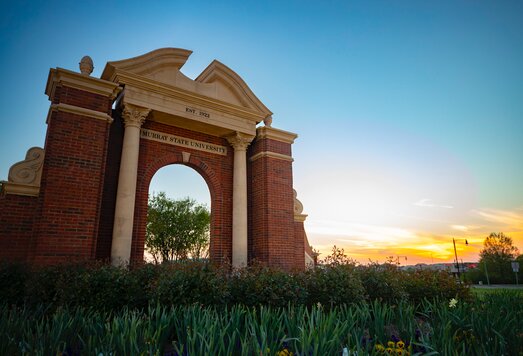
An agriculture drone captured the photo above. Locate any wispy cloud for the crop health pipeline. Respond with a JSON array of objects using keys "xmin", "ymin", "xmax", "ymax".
[
  {"xmin": 472, "ymin": 207, "xmax": 523, "ymax": 230},
  {"xmin": 414, "ymin": 199, "xmax": 454, "ymax": 209},
  {"xmin": 306, "ymin": 206, "xmax": 523, "ymax": 265}
]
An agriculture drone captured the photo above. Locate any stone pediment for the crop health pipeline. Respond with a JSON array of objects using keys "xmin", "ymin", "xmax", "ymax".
[{"xmin": 101, "ymin": 48, "xmax": 272, "ymax": 121}]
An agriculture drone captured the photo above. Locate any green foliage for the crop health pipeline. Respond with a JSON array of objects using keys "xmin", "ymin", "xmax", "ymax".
[
  {"xmin": 0, "ymin": 260, "xmax": 472, "ymax": 312},
  {"xmin": 146, "ymin": 192, "xmax": 210, "ymax": 262},
  {"xmin": 302, "ymin": 264, "xmax": 366, "ymax": 307},
  {"xmin": 229, "ymin": 264, "xmax": 307, "ymax": 307},
  {"xmin": 153, "ymin": 261, "xmax": 229, "ymax": 306},
  {"xmin": 358, "ymin": 263, "xmax": 408, "ymax": 304},
  {"xmin": 1, "ymin": 292, "xmax": 522, "ymax": 355},
  {"xmin": 0, "ymin": 262, "xmax": 28, "ymax": 305},
  {"xmin": 478, "ymin": 232, "xmax": 520, "ymax": 284},
  {"xmin": 402, "ymin": 269, "xmax": 471, "ymax": 304}
]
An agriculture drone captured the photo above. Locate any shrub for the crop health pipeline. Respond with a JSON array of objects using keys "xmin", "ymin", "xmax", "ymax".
[
  {"xmin": 0, "ymin": 260, "xmax": 473, "ymax": 311},
  {"xmin": 0, "ymin": 262, "xmax": 28, "ymax": 305},
  {"xmin": 358, "ymin": 263, "xmax": 408, "ymax": 304},
  {"xmin": 229, "ymin": 264, "xmax": 306, "ymax": 307},
  {"xmin": 300, "ymin": 264, "xmax": 366, "ymax": 307},
  {"xmin": 153, "ymin": 261, "xmax": 229, "ymax": 306},
  {"xmin": 402, "ymin": 269, "xmax": 471, "ymax": 304}
]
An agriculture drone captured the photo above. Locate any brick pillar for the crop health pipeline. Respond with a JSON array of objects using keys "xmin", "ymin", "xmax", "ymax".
[
  {"xmin": 248, "ymin": 126, "xmax": 299, "ymax": 270},
  {"xmin": 32, "ymin": 68, "xmax": 120, "ymax": 265}
]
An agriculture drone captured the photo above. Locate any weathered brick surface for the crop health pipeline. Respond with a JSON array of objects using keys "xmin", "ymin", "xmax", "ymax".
[
  {"xmin": 249, "ymin": 137, "xmax": 291, "ymax": 157},
  {"xmin": 96, "ymin": 113, "xmax": 124, "ymax": 261},
  {"xmin": 30, "ymin": 87, "xmax": 113, "ymax": 265},
  {"xmin": 248, "ymin": 137, "xmax": 300, "ymax": 270},
  {"xmin": 132, "ymin": 120, "xmax": 234, "ymax": 265},
  {"xmin": 52, "ymin": 86, "xmax": 112, "ymax": 113},
  {"xmin": 0, "ymin": 194, "xmax": 38, "ymax": 261},
  {"xmin": 0, "ymin": 82, "xmax": 308, "ymax": 269}
]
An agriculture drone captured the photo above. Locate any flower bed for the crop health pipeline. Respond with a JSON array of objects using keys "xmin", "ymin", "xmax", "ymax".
[{"xmin": 1, "ymin": 291, "xmax": 522, "ymax": 355}]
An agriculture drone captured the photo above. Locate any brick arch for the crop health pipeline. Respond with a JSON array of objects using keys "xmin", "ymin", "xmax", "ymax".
[{"xmin": 131, "ymin": 145, "xmax": 232, "ymax": 265}]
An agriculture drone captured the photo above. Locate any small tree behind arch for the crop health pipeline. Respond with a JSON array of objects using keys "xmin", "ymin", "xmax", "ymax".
[{"xmin": 146, "ymin": 192, "xmax": 210, "ymax": 263}]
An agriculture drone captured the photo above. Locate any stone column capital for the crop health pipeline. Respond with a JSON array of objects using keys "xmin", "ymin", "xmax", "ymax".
[
  {"xmin": 121, "ymin": 104, "xmax": 151, "ymax": 128},
  {"xmin": 226, "ymin": 132, "xmax": 254, "ymax": 152}
]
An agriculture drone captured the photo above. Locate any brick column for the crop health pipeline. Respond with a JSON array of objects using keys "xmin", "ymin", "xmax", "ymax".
[
  {"xmin": 248, "ymin": 126, "xmax": 298, "ymax": 270},
  {"xmin": 32, "ymin": 68, "xmax": 120, "ymax": 265},
  {"xmin": 111, "ymin": 104, "xmax": 150, "ymax": 265},
  {"xmin": 227, "ymin": 132, "xmax": 254, "ymax": 267}
]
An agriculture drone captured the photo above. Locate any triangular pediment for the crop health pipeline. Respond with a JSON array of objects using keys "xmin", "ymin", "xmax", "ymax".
[
  {"xmin": 196, "ymin": 60, "xmax": 272, "ymax": 117},
  {"xmin": 101, "ymin": 48, "xmax": 272, "ymax": 120}
]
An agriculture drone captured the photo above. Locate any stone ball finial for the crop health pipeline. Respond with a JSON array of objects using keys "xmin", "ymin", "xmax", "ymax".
[
  {"xmin": 79, "ymin": 55, "xmax": 94, "ymax": 75},
  {"xmin": 264, "ymin": 115, "xmax": 273, "ymax": 127}
]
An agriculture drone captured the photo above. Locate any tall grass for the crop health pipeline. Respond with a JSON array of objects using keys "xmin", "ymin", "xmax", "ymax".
[{"xmin": 2, "ymin": 291, "xmax": 522, "ymax": 355}]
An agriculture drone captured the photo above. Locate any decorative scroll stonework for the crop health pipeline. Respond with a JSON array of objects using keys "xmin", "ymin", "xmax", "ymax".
[
  {"xmin": 122, "ymin": 104, "xmax": 151, "ymax": 128},
  {"xmin": 226, "ymin": 132, "xmax": 254, "ymax": 151},
  {"xmin": 294, "ymin": 189, "xmax": 308, "ymax": 222},
  {"xmin": 1, "ymin": 147, "xmax": 45, "ymax": 196},
  {"xmin": 264, "ymin": 115, "xmax": 273, "ymax": 127}
]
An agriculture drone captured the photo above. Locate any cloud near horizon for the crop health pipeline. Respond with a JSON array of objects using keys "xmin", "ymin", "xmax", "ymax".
[
  {"xmin": 306, "ymin": 207, "xmax": 523, "ymax": 265},
  {"xmin": 413, "ymin": 199, "xmax": 454, "ymax": 209}
]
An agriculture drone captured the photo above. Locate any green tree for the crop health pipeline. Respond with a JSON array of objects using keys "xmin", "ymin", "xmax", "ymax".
[
  {"xmin": 478, "ymin": 232, "xmax": 520, "ymax": 284},
  {"xmin": 146, "ymin": 192, "xmax": 210, "ymax": 263}
]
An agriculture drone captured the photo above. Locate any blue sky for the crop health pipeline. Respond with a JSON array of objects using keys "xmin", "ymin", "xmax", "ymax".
[{"xmin": 1, "ymin": 1, "xmax": 522, "ymax": 263}]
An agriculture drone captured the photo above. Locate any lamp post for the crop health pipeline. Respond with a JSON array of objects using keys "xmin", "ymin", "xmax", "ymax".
[{"xmin": 453, "ymin": 238, "xmax": 468, "ymax": 282}]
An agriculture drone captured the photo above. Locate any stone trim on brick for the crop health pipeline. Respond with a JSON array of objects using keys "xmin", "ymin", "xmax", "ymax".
[
  {"xmin": 256, "ymin": 126, "xmax": 298, "ymax": 144},
  {"xmin": 46, "ymin": 68, "xmax": 121, "ymax": 100},
  {"xmin": 249, "ymin": 151, "xmax": 294, "ymax": 162},
  {"xmin": 47, "ymin": 103, "xmax": 114, "ymax": 123}
]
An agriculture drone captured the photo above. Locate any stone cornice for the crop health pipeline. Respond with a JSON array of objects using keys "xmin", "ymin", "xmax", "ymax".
[
  {"xmin": 294, "ymin": 213, "xmax": 308, "ymax": 223},
  {"xmin": 0, "ymin": 181, "xmax": 39, "ymax": 197},
  {"xmin": 256, "ymin": 126, "xmax": 298, "ymax": 144},
  {"xmin": 107, "ymin": 70, "xmax": 266, "ymax": 124},
  {"xmin": 47, "ymin": 103, "xmax": 114, "ymax": 124},
  {"xmin": 249, "ymin": 151, "xmax": 294, "ymax": 162},
  {"xmin": 45, "ymin": 68, "xmax": 121, "ymax": 101}
]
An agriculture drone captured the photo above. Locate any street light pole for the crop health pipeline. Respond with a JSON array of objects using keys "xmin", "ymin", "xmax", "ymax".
[
  {"xmin": 453, "ymin": 238, "xmax": 460, "ymax": 280},
  {"xmin": 452, "ymin": 238, "xmax": 468, "ymax": 282}
]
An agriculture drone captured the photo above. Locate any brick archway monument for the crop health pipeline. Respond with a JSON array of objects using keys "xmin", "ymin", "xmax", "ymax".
[{"xmin": 0, "ymin": 48, "xmax": 314, "ymax": 270}]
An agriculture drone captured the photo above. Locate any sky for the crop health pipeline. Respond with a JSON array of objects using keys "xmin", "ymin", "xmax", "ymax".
[{"xmin": 1, "ymin": 0, "xmax": 522, "ymax": 265}]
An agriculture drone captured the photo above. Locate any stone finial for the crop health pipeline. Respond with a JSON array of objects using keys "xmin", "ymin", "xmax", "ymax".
[
  {"xmin": 264, "ymin": 115, "xmax": 273, "ymax": 127},
  {"xmin": 79, "ymin": 56, "xmax": 94, "ymax": 75},
  {"xmin": 293, "ymin": 189, "xmax": 304, "ymax": 215}
]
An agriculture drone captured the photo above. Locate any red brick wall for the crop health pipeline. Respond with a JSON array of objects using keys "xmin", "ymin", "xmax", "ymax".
[
  {"xmin": 248, "ymin": 137, "xmax": 299, "ymax": 270},
  {"xmin": 96, "ymin": 112, "xmax": 124, "ymax": 261},
  {"xmin": 31, "ymin": 89, "xmax": 113, "ymax": 265},
  {"xmin": 0, "ymin": 193, "xmax": 38, "ymax": 261},
  {"xmin": 132, "ymin": 121, "xmax": 234, "ymax": 265}
]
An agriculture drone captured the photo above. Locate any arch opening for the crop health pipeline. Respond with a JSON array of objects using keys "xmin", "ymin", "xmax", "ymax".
[{"xmin": 146, "ymin": 164, "xmax": 212, "ymax": 263}]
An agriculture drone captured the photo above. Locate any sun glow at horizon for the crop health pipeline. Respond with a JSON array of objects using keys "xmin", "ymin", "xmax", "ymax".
[{"xmin": 306, "ymin": 208, "xmax": 523, "ymax": 265}]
